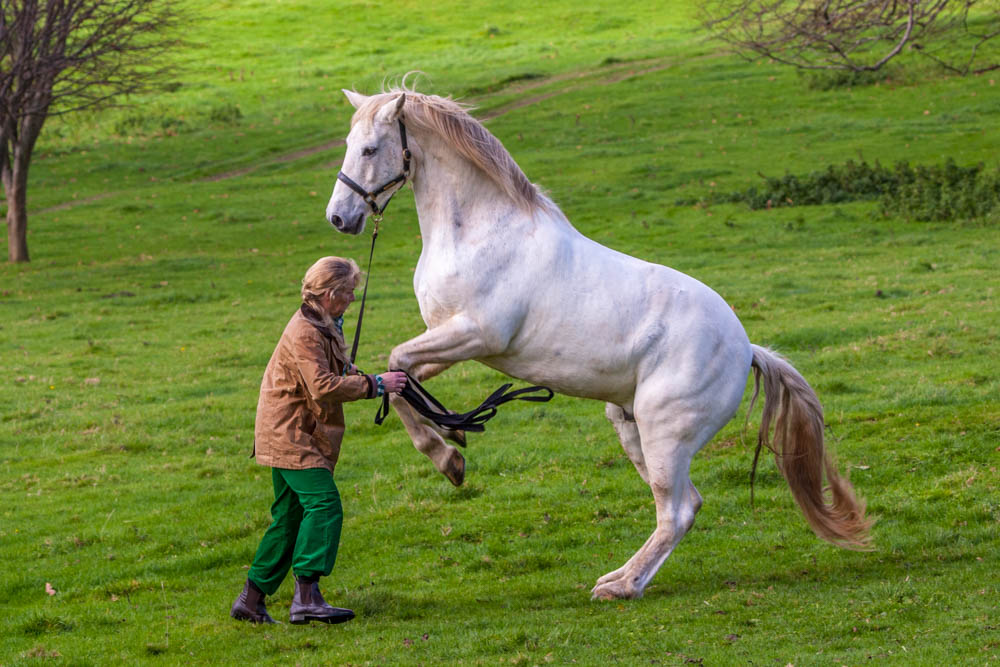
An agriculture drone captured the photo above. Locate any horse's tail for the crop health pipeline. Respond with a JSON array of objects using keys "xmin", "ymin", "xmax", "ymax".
[{"xmin": 748, "ymin": 344, "xmax": 873, "ymax": 550}]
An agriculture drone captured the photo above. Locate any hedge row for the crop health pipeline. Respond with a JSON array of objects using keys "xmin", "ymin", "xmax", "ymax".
[{"xmin": 678, "ymin": 159, "xmax": 1000, "ymax": 222}]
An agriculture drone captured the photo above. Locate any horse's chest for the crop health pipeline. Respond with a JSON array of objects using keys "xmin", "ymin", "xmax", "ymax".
[
  {"xmin": 413, "ymin": 263, "xmax": 466, "ymax": 327},
  {"xmin": 413, "ymin": 231, "xmax": 523, "ymax": 327}
]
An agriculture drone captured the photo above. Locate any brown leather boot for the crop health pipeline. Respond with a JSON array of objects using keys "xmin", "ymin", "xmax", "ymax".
[
  {"xmin": 289, "ymin": 576, "xmax": 355, "ymax": 625},
  {"xmin": 230, "ymin": 579, "xmax": 277, "ymax": 624}
]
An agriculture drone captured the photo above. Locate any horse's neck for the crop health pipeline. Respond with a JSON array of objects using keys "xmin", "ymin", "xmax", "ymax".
[{"xmin": 410, "ymin": 134, "xmax": 523, "ymax": 241}]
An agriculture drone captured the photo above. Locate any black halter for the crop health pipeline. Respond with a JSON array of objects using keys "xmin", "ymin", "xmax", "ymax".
[{"xmin": 337, "ymin": 119, "xmax": 411, "ymax": 218}]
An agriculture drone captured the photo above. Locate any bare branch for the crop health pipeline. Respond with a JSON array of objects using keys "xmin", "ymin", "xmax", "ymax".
[{"xmin": 700, "ymin": 0, "xmax": 997, "ymax": 73}]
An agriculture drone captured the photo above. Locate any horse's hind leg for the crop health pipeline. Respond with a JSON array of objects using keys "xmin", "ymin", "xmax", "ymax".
[
  {"xmin": 588, "ymin": 404, "xmax": 653, "ymax": 589},
  {"xmin": 606, "ymin": 403, "xmax": 648, "ymax": 484},
  {"xmin": 591, "ymin": 414, "xmax": 707, "ymax": 600},
  {"xmin": 593, "ymin": 480, "xmax": 702, "ymax": 589}
]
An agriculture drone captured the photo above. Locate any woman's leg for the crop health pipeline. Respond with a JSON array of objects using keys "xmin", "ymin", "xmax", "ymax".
[
  {"xmin": 247, "ymin": 468, "xmax": 304, "ymax": 595},
  {"xmin": 268, "ymin": 468, "xmax": 353, "ymax": 624},
  {"xmin": 277, "ymin": 468, "xmax": 343, "ymax": 578}
]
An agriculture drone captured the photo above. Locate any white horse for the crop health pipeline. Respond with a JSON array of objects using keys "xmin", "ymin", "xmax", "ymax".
[{"xmin": 325, "ymin": 87, "xmax": 871, "ymax": 600}]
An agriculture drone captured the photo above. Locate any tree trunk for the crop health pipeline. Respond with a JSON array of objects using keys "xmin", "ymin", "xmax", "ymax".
[
  {"xmin": 2, "ymin": 153, "xmax": 30, "ymax": 263},
  {"xmin": 4, "ymin": 173, "xmax": 30, "ymax": 263},
  {"xmin": 3, "ymin": 112, "xmax": 45, "ymax": 264}
]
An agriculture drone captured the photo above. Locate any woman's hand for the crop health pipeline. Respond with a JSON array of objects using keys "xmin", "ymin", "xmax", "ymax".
[{"xmin": 379, "ymin": 371, "xmax": 408, "ymax": 394}]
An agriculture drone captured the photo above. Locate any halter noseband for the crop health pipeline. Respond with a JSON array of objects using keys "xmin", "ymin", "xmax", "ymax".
[{"xmin": 337, "ymin": 119, "xmax": 411, "ymax": 219}]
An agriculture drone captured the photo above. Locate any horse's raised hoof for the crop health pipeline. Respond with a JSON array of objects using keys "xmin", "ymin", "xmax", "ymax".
[
  {"xmin": 447, "ymin": 429, "xmax": 467, "ymax": 448},
  {"xmin": 444, "ymin": 449, "xmax": 465, "ymax": 486}
]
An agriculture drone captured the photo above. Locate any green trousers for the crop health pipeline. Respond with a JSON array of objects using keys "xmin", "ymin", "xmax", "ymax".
[{"xmin": 247, "ymin": 467, "xmax": 343, "ymax": 596}]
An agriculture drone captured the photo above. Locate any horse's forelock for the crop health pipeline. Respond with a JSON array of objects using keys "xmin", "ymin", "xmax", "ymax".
[{"xmin": 357, "ymin": 86, "xmax": 543, "ymax": 212}]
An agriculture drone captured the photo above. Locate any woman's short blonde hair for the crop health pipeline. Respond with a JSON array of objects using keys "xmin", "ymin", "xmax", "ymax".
[{"xmin": 301, "ymin": 256, "xmax": 361, "ymax": 306}]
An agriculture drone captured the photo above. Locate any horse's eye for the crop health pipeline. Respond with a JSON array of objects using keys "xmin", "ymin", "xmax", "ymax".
[{"xmin": 362, "ymin": 146, "xmax": 377, "ymax": 157}]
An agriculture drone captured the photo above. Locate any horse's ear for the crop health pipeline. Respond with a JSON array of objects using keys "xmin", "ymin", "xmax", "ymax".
[
  {"xmin": 343, "ymin": 89, "xmax": 367, "ymax": 109},
  {"xmin": 375, "ymin": 93, "xmax": 405, "ymax": 124}
]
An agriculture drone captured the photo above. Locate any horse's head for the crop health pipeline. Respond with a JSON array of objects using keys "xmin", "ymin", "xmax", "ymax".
[{"xmin": 326, "ymin": 91, "xmax": 409, "ymax": 235}]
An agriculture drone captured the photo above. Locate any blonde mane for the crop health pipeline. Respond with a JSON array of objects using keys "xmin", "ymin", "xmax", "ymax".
[{"xmin": 352, "ymin": 86, "xmax": 544, "ymax": 212}]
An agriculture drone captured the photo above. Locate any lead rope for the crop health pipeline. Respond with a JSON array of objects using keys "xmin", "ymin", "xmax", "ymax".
[
  {"xmin": 374, "ymin": 374, "xmax": 554, "ymax": 436},
  {"xmin": 349, "ymin": 215, "xmax": 380, "ymax": 365}
]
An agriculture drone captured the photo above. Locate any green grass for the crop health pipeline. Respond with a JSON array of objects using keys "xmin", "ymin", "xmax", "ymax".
[{"xmin": 2, "ymin": 1, "xmax": 999, "ymax": 664}]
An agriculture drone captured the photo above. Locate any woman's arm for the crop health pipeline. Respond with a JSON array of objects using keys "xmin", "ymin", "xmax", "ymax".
[{"xmin": 293, "ymin": 330, "xmax": 374, "ymax": 405}]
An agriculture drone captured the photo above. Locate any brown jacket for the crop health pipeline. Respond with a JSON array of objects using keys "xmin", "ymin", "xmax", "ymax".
[{"xmin": 253, "ymin": 305, "xmax": 377, "ymax": 471}]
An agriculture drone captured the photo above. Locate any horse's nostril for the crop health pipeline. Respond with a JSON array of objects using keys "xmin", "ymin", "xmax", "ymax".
[{"xmin": 329, "ymin": 215, "xmax": 343, "ymax": 229}]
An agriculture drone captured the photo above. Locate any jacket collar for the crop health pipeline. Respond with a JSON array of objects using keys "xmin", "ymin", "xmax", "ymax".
[
  {"xmin": 300, "ymin": 303, "xmax": 339, "ymax": 340},
  {"xmin": 299, "ymin": 303, "xmax": 351, "ymax": 369}
]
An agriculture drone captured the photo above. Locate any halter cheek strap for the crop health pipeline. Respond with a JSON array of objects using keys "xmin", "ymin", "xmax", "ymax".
[{"xmin": 337, "ymin": 119, "xmax": 411, "ymax": 217}]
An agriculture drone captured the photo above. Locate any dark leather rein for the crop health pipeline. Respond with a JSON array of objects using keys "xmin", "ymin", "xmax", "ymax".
[{"xmin": 338, "ymin": 118, "xmax": 554, "ymax": 438}]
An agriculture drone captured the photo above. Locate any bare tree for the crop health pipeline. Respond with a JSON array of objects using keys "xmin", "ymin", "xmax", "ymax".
[
  {"xmin": 914, "ymin": 1, "xmax": 1000, "ymax": 74},
  {"xmin": 701, "ymin": 0, "xmax": 999, "ymax": 74},
  {"xmin": 1, "ymin": 0, "xmax": 184, "ymax": 263}
]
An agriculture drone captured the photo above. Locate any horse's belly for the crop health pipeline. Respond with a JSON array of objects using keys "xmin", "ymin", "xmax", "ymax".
[
  {"xmin": 479, "ymin": 276, "xmax": 751, "ymax": 407},
  {"xmin": 477, "ymin": 350, "xmax": 636, "ymax": 404}
]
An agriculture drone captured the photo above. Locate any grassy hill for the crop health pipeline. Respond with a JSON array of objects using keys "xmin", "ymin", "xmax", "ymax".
[{"xmin": 2, "ymin": 1, "xmax": 998, "ymax": 664}]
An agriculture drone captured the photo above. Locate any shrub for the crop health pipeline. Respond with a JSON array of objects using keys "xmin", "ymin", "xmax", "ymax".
[
  {"xmin": 679, "ymin": 159, "xmax": 1000, "ymax": 223},
  {"xmin": 882, "ymin": 160, "xmax": 1000, "ymax": 222}
]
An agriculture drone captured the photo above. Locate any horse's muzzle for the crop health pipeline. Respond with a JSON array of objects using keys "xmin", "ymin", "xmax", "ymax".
[{"xmin": 327, "ymin": 212, "xmax": 366, "ymax": 235}]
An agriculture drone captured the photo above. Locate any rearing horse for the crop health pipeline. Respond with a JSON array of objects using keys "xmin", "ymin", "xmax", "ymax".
[{"xmin": 325, "ymin": 87, "xmax": 871, "ymax": 600}]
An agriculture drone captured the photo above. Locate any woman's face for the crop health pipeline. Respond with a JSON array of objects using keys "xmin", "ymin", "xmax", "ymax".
[{"xmin": 323, "ymin": 283, "xmax": 357, "ymax": 317}]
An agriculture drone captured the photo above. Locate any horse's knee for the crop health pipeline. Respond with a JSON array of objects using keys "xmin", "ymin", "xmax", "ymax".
[{"xmin": 388, "ymin": 346, "xmax": 408, "ymax": 371}]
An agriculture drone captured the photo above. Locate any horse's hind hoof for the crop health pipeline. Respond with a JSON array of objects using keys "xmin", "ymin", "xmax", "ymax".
[
  {"xmin": 591, "ymin": 579, "xmax": 642, "ymax": 601},
  {"xmin": 444, "ymin": 449, "xmax": 465, "ymax": 486}
]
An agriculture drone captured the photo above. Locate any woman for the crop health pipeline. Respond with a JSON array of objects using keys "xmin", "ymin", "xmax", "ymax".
[{"xmin": 231, "ymin": 256, "xmax": 406, "ymax": 625}]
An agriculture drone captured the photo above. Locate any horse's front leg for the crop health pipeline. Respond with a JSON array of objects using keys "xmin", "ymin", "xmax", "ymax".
[
  {"xmin": 389, "ymin": 314, "xmax": 500, "ymax": 486},
  {"xmin": 403, "ymin": 360, "xmax": 468, "ymax": 448}
]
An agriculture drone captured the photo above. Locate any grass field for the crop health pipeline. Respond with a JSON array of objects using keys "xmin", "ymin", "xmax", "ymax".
[{"xmin": 2, "ymin": 1, "xmax": 999, "ymax": 664}]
